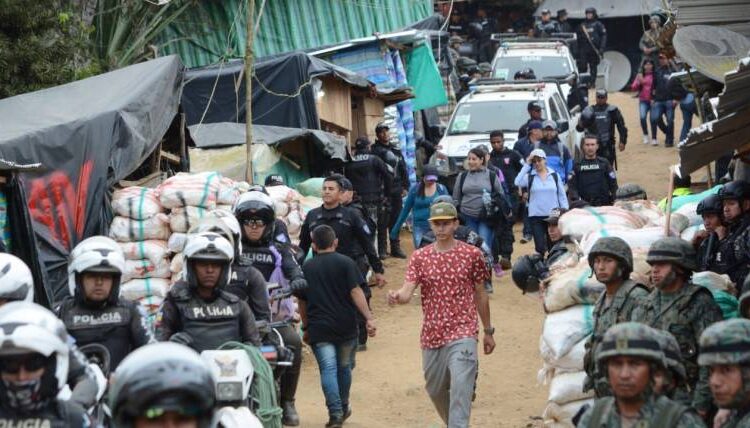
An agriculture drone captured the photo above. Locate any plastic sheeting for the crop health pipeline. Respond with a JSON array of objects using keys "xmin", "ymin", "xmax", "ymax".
[
  {"xmin": 405, "ymin": 42, "xmax": 448, "ymax": 111},
  {"xmin": 0, "ymin": 56, "xmax": 185, "ymax": 302}
]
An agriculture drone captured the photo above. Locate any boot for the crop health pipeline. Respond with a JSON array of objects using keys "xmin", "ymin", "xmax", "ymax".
[
  {"xmin": 390, "ymin": 240, "xmax": 407, "ymax": 259},
  {"xmin": 378, "ymin": 243, "xmax": 388, "ymax": 260},
  {"xmin": 282, "ymin": 400, "xmax": 300, "ymax": 426}
]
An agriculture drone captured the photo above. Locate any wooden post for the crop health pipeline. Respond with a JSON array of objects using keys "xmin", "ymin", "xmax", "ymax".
[
  {"xmin": 245, "ymin": 0, "xmax": 256, "ymax": 183},
  {"xmin": 664, "ymin": 166, "xmax": 676, "ymax": 236}
]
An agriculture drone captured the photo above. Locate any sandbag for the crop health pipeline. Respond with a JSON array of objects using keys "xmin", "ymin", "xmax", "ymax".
[
  {"xmin": 110, "ymin": 214, "xmax": 171, "ymax": 242},
  {"xmin": 170, "ymin": 253, "xmax": 184, "ymax": 275},
  {"xmin": 299, "ymin": 195, "xmax": 323, "ymax": 213},
  {"xmin": 548, "ymin": 371, "xmax": 594, "ymax": 404},
  {"xmin": 630, "ymin": 249, "xmax": 652, "ymax": 288},
  {"xmin": 168, "ymin": 233, "xmax": 187, "ymax": 253},
  {"xmin": 112, "ymin": 187, "xmax": 163, "ymax": 219},
  {"xmin": 674, "ymin": 202, "xmax": 702, "ymax": 227},
  {"xmin": 123, "ymin": 258, "xmax": 171, "ymax": 282},
  {"xmin": 654, "ymin": 213, "xmax": 690, "ymax": 234},
  {"xmin": 295, "ymin": 177, "xmax": 324, "ymax": 197},
  {"xmin": 138, "ymin": 295, "xmax": 164, "ymax": 315},
  {"xmin": 692, "ymin": 271, "xmax": 735, "ymax": 294},
  {"xmin": 543, "ymin": 399, "xmax": 593, "ymax": 428},
  {"xmin": 266, "ymin": 185, "xmax": 302, "ymax": 203},
  {"xmin": 159, "ymin": 172, "xmax": 222, "ymax": 209},
  {"xmin": 169, "ymin": 206, "xmax": 215, "ymax": 233},
  {"xmin": 681, "ymin": 224, "xmax": 703, "ymax": 242},
  {"xmin": 287, "ymin": 210, "xmax": 303, "ymax": 241},
  {"xmin": 218, "ymin": 176, "xmax": 239, "ymax": 205},
  {"xmin": 558, "ymin": 207, "xmax": 647, "ymax": 240},
  {"xmin": 120, "ymin": 278, "xmax": 170, "ymax": 301},
  {"xmin": 119, "ymin": 240, "xmax": 168, "ymax": 265},
  {"xmin": 543, "ymin": 261, "xmax": 604, "ymax": 313},
  {"xmin": 580, "ymin": 226, "xmax": 672, "ymax": 255},
  {"xmin": 541, "ymin": 305, "xmax": 594, "ymax": 361},
  {"xmin": 538, "ymin": 337, "xmax": 587, "ymax": 384},
  {"xmin": 614, "ymin": 200, "xmax": 663, "ymax": 225}
]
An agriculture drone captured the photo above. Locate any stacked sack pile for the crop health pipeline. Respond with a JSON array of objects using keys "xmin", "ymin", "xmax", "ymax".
[{"xmin": 266, "ymin": 185, "xmax": 308, "ymax": 245}]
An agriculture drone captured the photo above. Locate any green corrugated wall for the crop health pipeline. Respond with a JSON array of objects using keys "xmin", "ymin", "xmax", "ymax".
[{"xmin": 158, "ymin": 0, "xmax": 432, "ymax": 68}]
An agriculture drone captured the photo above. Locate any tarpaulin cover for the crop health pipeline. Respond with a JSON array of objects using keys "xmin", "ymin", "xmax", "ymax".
[
  {"xmin": 188, "ymin": 122, "xmax": 348, "ymax": 161},
  {"xmin": 0, "ymin": 56, "xmax": 185, "ymax": 302},
  {"xmin": 405, "ymin": 42, "xmax": 448, "ymax": 111},
  {"xmin": 182, "ymin": 52, "xmax": 370, "ymax": 128}
]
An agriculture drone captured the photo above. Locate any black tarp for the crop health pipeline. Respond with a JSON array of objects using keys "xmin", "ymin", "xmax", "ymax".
[
  {"xmin": 182, "ymin": 52, "xmax": 371, "ymax": 129},
  {"xmin": 0, "ymin": 56, "xmax": 185, "ymax": 302},
  {"xmin": 188, "ymin": 123, "xmax": 348, "ymax": 161}
]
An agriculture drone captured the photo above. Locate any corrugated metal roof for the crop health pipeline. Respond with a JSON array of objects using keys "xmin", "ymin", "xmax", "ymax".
[
  {"xmin": 673, "ymin": 0, "xmax": 750, "ymax": 27},
  {"xmin": 157, "ymin": 0, "xmax": 432, "ymax": 69}
]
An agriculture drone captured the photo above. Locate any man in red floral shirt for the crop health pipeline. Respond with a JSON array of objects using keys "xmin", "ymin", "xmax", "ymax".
[{"xmin": 388, "ymin": 200, "xmax": 495, "ymax": 427}]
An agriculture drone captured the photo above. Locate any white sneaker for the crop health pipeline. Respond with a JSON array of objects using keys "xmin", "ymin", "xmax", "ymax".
[
  {"xmin": 642, "ymin": 135, "xmax": 649, "ymax": 144},
  {"xmin": 651, "ymin": 139, "xmax": 658, "ymax": 146}
]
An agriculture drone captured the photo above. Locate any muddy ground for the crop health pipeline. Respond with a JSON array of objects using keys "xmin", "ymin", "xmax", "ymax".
[{"xmin": 289, "ymin": 91, "xmax": 689, "ymax": 427}]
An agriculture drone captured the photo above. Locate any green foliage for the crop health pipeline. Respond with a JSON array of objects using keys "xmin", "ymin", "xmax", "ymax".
[{"xmin": 0, "ymin": 0, "xmax": 97, "ymax": 99}]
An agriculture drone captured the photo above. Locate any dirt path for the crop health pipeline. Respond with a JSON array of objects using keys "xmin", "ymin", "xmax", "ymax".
[{"xmin": 294, "ymin": 92, "xmax": 686, "ymax": 427}]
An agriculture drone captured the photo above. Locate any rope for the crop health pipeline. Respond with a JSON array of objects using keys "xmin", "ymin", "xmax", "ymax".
[{"xmin": 219, "ymin": 341, "xmax": 283, "ymax": 428}]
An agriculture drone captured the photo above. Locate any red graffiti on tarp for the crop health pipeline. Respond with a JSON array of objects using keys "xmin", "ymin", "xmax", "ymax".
[{"xmin": 27, "ymin": 160, "xmax": 93, "ymax": 250}]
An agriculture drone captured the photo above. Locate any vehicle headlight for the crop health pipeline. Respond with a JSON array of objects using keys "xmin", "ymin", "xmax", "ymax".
[{"xmin": 216, "ymin": 381, "xmax": 244, "ymax": 402}]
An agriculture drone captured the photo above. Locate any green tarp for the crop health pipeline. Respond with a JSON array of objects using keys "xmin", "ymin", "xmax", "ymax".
[
  {"xmin": 405, "ymin": 42, "xmax": 448, "ymax": 111},
  {"xmin": 158, "ymin": 0, "xmax": 432, "ymax": 68}
]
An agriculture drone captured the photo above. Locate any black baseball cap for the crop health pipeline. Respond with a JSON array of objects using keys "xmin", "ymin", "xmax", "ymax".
[
  {"xmin": 264, "ymin": 174, "xmax": 284, "ymax": 187},
  {"xmin": 527, "ymin": 101, "xmax": 543, "ymax": 111},
  {"xmin": 375, "ymin": 122, "xmax": 389, "ymax": 132},
  {"xmin": 557, "ymin": 9, "xmax": 568, "ymax": 17},
  {"xmin": 354, "ymin": 137, "xmax": 370, "ymax": 149},
  {"xmin": 340, "ymin": 177, "xmax": 353, "ymax": 191}
]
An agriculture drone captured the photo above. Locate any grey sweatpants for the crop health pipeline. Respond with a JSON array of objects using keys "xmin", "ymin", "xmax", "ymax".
[{"xmin": 422, "ymin": 337, "xmax": 478, "ymax": 428}]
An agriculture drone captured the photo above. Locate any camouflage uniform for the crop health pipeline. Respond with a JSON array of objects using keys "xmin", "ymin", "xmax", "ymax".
[
  {"xmin": 632, "ymin": 237, "xmax": 724, "ymax": 413},
  {"xmin": 699, "ymin": 319, "xmax": 750, "ymax": 428},
  {"xmin": 652, "ymin": 328, "xmax": 691, "ymax": 406},
  {"xmin": 583, "ymin": 237, "xmax": 649, "ymax": 396},
  {"xmin": 578, "ymin": 322, "xmax": 706, "ymax": 427}
]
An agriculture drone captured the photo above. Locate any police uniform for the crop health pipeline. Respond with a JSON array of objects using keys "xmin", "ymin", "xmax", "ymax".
[
  {"xmin": 533, "ymin": 19, "xmax": 560, "ymax": 38},
  {"xmin": 155, "ymin": 281, "xmax": 261, "ymax": 353},
  {"xmin": 576, "ymin": 13, "xmax": 607, "ymax": 84},
  {"xmin": 344, "ymin": 196, "xmax": 377, "ymax": 346},
  {"xmin": 569, "ymin": 156, "xmax": 618, "ymax": 206},
  {"xmin": 0, "ymin": 400, "xmax": 91, "ymax": 428},
  {"xmin": 225, "ymin": 259, "xmax": 272, "ymax": 323},
  {"xmin": 371, "ymin": 140, "xmax": 409, "ymax": 257},
  {"xmin": 576, "ymin": 104, "xmax": 628, "ymax": 167},
  {"xmin": 713, "ymin": 215, "xmax": 750, "ymax": 289},
  {"xmin": 56, "ymin": 297, "xmax": 154, "ymax": 370}
]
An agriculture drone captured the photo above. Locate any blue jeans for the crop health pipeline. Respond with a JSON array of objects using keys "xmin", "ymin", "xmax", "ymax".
[
  {"xmin": 679, "ymin": 93, "xmax": 696, "ymax": 142},
  {"xmin": 460, "ymin": 214, "xmax": 495, "ymax": 263},
  {"xmin": 312, "ymin": 339, "xmax": 357, "ymax": 417},
  {"xmin": 639, "ymin": 100, "xmax": 654, "ymax": 137},
  {"xmin": 412, "ymin": 223, "xmax": 431, "ymax": 249},
  {"xmin": 529, "ymin": 216, "xmax": 549, "ymax": 255},
  {"xmin": 651, "ymin": 100, "xmax": 674, "ymax": 145}
]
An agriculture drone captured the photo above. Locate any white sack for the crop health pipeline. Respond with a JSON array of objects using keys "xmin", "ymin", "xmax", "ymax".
[
  {"xmin": 558, "ymin": 207, "xmax": 647, "ymax": 240},
  {"xmin": 110, "ymin": 214, "xmax": 170, "ymax": 242},
  {"xmin": 548, "ymin": 371, "xmax": 594, "ymax": 404},
  {"xmin": 217, "ymin": 176, "xmax": 239, "ymax": 205},
  {"xmin": 540, "ymin": 334, "xmax": 588, "ymax": 372},
  {"xmin": 614, "ymin": 200, "xmax": 663, "ymax": 224},
  {"xmin": 541, "ymin": 305, "xmax": 594, "ymax": 361},
  {"xmin": 121, "ymin": 278, "xmax": 170, "ymax": 301},
  {"xmin": 674, "ymin": 201, "xmax": 702, "ymax": 227},
  {"xmin": 138, "ymin": 295, "xmax": 164, "ymax": 315},
  {"xmin": 580, "ymin": 226, "xmax": 672, "ymax": 254},
  {"xmin": 119, "ymin": 240, "xmax": 168, "ymax": 265},
  {"xmin": 681, "ymin": 224, "xmax": 704, "ymax": 242},
  {"xmin": 543, "ymin": 261, "xmax": 604, "ymax": 313},
  {"xmin": 543, "ymin": 399, "xmax": 593, "ymax": 428},
  {"xmin": 112, "ymin": 187, "xmax": 163, "ymax": 219},
  {"xmin": 692, "ymin": 271, "xmax": 736, "ymax": 294},
  {"xmin": 123, "ymin": 258, "xmax": 171, "ymax": 282},
  {"xmin": 170, "ymin": 253, "xmax": 184, "ymax": 275},
  {"xmin": 159, "ymin": 172, "xmax": 222, "ymax": 209},
  {"xmin": 169, "ymin": 206, "xmax": 215, "ymax": 233},
  {"xmin": 168, "ymin": 233, "xmax": 187, "ymax": 253}
]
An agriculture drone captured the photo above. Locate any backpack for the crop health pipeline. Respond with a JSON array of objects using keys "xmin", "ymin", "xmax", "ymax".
[{"xmin": 458, "ymin": 169, "xmax": 512, "ymax": 224}]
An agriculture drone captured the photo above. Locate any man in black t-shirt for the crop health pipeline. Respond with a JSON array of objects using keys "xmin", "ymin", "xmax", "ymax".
[{"xmin": 297, "ymin": 225, "xmax": 376, "ymax": 428}]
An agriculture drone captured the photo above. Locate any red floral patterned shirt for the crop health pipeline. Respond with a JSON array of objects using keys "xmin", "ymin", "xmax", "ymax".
[{"xmin": 405, "ymin": 241, "xmax": 489, "ymax": 349}]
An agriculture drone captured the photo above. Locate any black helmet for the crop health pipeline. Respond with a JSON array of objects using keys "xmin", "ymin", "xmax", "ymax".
[
  {"xmin": 512, "ymin": 254, "xmax": 546, "ymax": 293},
  {"xmin": 580, "ymin": 108, "xmax": 595, "ymax": 128},
  {"xmin": 110, "ymin": 343, "xmax": 215, "ymax": 428},
  {"xmin": 718, "ymin": 181, "xmax": 750, "ymax": 201},
  {"xmin": 588, "ymin": 237, "xmax": 633, "ymax": 278},
  {"xmin": 514, "ymin": 68, "xmax": 536, "ymax": 80},
  {"xmin": 696, "ymin": 194, "xmax": 723, "ymax": 217},
  {"xmin": 234, "ymin": 191, "xmax": 277, "ymax": 243},
  {"xmin": 585, "ymin": 7, "xmax": 597, "ymax": 15}
]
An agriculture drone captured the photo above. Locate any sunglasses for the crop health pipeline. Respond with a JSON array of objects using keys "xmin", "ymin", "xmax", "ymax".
[
  {"xmin": 532, "ymin": 157, "xmax": 543, "ymax": 163},
  {"xmin": 0, "ymin": 354, "xmax": 49, "ymax": 374},
  {"xmin": 241, "ymin": 219, "xmax": 266, "ymax": 228}
]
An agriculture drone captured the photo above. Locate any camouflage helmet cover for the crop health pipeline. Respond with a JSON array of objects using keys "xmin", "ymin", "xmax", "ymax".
[
  {"xmin": 587, "ymin": 237, "xmax": 634, "ymax": 274},
  {"xmin": 652, "ymin": 329, "xmax": 687, "ymax": 382},
  {"xmin": 597, "ymin": 322, "xmax": 666, "ymax": 367},
  {"xmin": 646, "ymin": 237, "xmax": 698, "ymax": 272},
  {"xmin": 698, "ymin": 318, "xmax": 750, "ymax": 366}
]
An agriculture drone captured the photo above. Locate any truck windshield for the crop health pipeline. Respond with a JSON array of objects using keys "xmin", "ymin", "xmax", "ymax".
[
  {"xmin": 492, "ymin": 55, "xmax": 572, "ymax": 79},
  {"xmin": 448, "ymin": 100, "xmax": 545, "ymax": 135}
]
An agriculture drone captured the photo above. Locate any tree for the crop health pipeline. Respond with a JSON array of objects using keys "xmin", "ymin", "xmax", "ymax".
[{"xmin": 0, "ymin": 0, "xmax": 97, "ymax": 99}]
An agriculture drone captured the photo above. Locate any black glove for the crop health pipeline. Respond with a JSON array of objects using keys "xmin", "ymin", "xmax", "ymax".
[
  {"xmin": 277, "ymin": 345, "xmax": 295, "ymax": 365},
  {"xmin": 169, "ymin": 332, "xmax": 193, "ymax": 347},
  {"xmin": 289, "ymin": 277, "xmax": 308, "ymax": 292}
]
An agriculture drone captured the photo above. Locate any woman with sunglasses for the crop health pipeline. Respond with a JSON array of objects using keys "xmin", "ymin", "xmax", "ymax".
[
  {"xmin": 390, "ymin": 164, "xmax": 450, "ymax": 249},
  {"xmin": 514, "ymin": 149, "xmax": 569, "ymax": 256}
]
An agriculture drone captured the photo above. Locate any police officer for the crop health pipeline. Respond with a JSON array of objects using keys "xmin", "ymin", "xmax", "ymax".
[
  {"xmin": 371, "ymin": 123, "xmax": 409, "ymax": 259},
  {"xmin": 518, "ymin": 101, "xmax": 544, "ymax": 139},
  {"xmin": 694, "ymin": 194, "xmax": 726, "ymax": 273},
  {"xmin": 234, "ymin": 191, "xmax": 305, "ymax": 426},
  {"xmin": 344, "ymin": 136, "xmax": 393, "ymax": 259},
  {"xmin": 576, "ymin": 7, "xmax": 607, "ymax": 87},
  {"xmin": 0, "ymin": 302, "xmax": 91, "ymax": 426},
  {"xmin": 109, "ymin": 342, "xmax": 216, "ymax": 428},
  {"xmin": 569, "ymin": 134, "xmax": 618, "ymax": 206},
  {"xmin": 577, "ymin": 323, "xmax": 706, "ymax": 427},
  {"xmin": 715, "ymin": 181, "xmax": 750, "ymax": 288},
  {"xmin": 632, "ymin": 237, "xmax": 724, "ymax": 417},
  {"xmin": 0, "ymin": 254, "xmax": 101, "ymax": 411},
  {"xmin": 246, "ymin": 184, "xmax": 292, "ymax": 245},
  {"xmin": 652, "ymin": 328, "xmax": 690, "ymax": 405},
  {"xmin": 534, "ymin": 9, "xmax": 560, "ymax": 38},
  {"xmin": 577, "ymin": 90, "xmax": 628, "ymax": 168},
  {"xmin": 156, "ymin": 232, "xmax": 261, "ymax": 351},
  {"xmin": 56, "ymin": 236, "xmax": 153, "ymax": 370},
  {"xmin": 615, "ymin": 183, "xmax": 648, "ymax": 201},
  {"xmin": 265, "ymin": 174, "xmax": 285, "ymax": 187},
  {"xmin": 583, "ymin": 237, "xmax": 649, "ymax": 396},
  {"xmin": 699, "ymin": 319, "xmax": 750, "ymax": 428},
  {"xmin": 556, "ymin": 9, "xmax": 572, "ymax": 34}
]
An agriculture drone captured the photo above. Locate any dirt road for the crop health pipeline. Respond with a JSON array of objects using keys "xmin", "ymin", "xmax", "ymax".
[{"xmin": 294, "ymin": 92, "xmax": 687, "ymax": 427}]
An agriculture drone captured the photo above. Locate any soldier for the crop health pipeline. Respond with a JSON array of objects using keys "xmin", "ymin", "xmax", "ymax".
[
  {"xmin": 699, "ymin": 319, "xmax": 750, "ymax": 428},
  {"xmin": 576, "ymin": 90, "xmax": 628, "ymax": 168},
  {"xmin": 569, "ymin": 134, "xmax": 618, "ymax": 206},
  {"xmin": 633, "ymin": 237, "xmax": 724, "ymax": 417},
  {"xmin": 533, "ymin": 9, "xmax": 560, "ymax": 38},
  {"xmin": 639, "ymin": 15, "xmax": 663, "ymax": 66},
  {"xmin": 715, "ymin": 181, "xmax": 750, "ymax": 288},
  {"xmin": 693, "ymin": 194, "xmax": 726, "ymax": 273},
  {"xmin": 583, "ymin": 237, "xmax": 649, "ymax": 396},
  {"xmin": 614, "ymin": 183, "xmax": 648, "ymax": 202},
  {"xmin": 576, "ymin": 7, "xmax": 607, "ymax": 87},
  {"xmin": 652, "ymin": 329, "xmax": 690, "ymax": 405},
  {"xmin": 578, "ymin": 322, "xmax": 706, "ymax": 427}
]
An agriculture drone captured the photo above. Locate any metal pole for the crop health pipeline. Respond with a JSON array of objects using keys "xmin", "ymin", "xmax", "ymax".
[{"xmin": 245, "ymin": 0, "xmax": 256, "ymax": 183}]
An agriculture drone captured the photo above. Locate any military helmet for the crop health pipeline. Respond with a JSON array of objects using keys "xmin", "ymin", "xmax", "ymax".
[
  {"xmin": 718, "ymin": 181, "xmax": 750, "ymax": 201},
  {"xmin": 645, "ymin": 237, "xmax": 698, "ymax": 272},
  {"xmin": 597, "ymin": 322, "xmax": 665, "ymax": 367},
  {"xmin": 585, "ymin": 7, "xmax": 597, "ymax": 15},
  {"xmin": 652, "ymin": 329, "xmax": 687, "ymax": 382},
  {"xmin": 696, "ymin": 194, "xmax": 722, "ymax": 217},
  {"xmin": 615, "ymin": 183, "xmax": 648, "ymax": 201},
  {"xmin": 587, "ymin": 237, "xmax": 633, "ymax": 277},
  {"xmin": 698, "ymin": 319, "xmax": 750, "ymax": 366}
]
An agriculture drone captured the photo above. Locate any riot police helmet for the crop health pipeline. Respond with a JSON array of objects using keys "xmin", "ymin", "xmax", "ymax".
[
  {"xmin": 68, "ymin": 236, "xmax": 126, "ymax": 305},
  {"xmin": 0, "ymin": 253, "xmax": 34, "ymax": 304}
]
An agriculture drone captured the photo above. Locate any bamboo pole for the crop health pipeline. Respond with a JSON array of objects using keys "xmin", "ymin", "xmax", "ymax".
[
  {"xmin": 664, "ymin": 165, "xmax": 676, "ymax": 236},
  {"xmin": 245, "ymin": 0, "xmax": 256, "ymax": 183}
]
